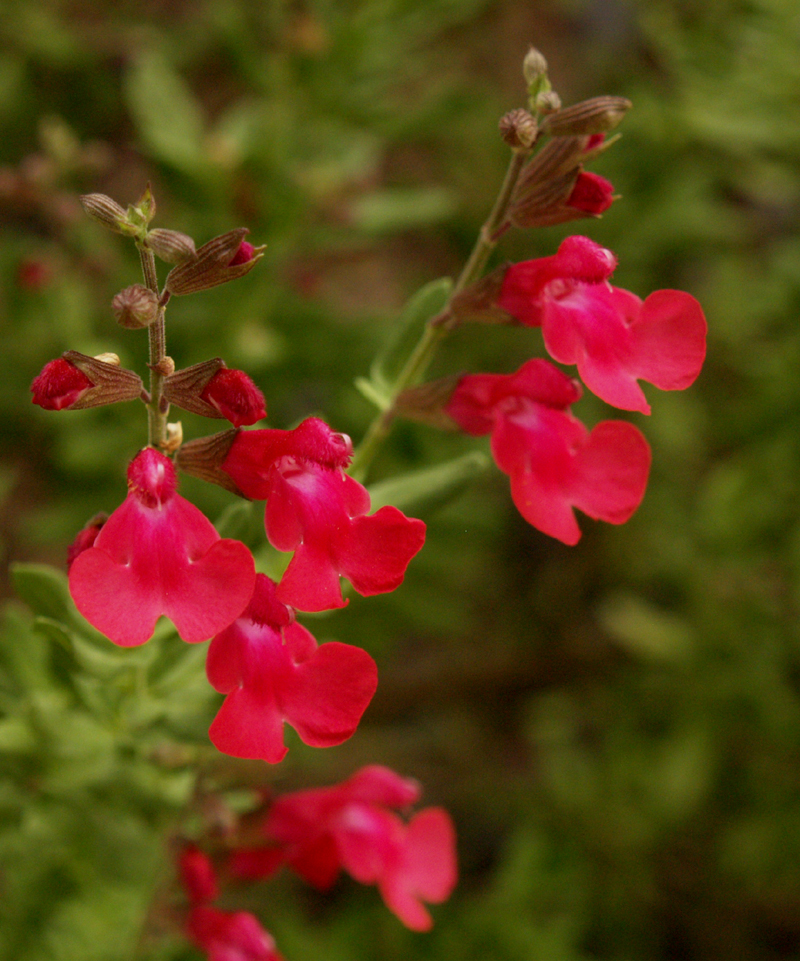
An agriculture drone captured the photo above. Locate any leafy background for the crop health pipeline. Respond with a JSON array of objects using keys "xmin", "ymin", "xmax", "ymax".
[{"xmin": 2, "ymin": 0, "xmax": 800, "ymax": 959}]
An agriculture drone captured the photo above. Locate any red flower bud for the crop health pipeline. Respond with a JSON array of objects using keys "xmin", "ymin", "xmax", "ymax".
[
  {"xmin": 200, "ymin": 368, "xmax": 267, "ymax": 427},
  {"xmin": 31, "ymin": 358, "xmax": 93, "ymax": 410}
]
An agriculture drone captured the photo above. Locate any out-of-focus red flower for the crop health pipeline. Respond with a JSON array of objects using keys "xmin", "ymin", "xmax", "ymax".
[
  {"xmin": 187, "ymin": 906, "xmax": 281, "ymax": 961},
  {"xmin": 446, "ymin": 358, "xmax": 651, "ymax": 544},
  {"xmin": 498, "ymin": 235, "xmax": 707, "ymax": 413},
  {"xmin": 66, "ymin": 513, "xmax": 107, "ymax": 569},
  {"xmin": 222, "ymin": 418, "xmax": 426, "ymax": 612},
  {"xmin": 69, "ymin": 448, "xmax": 256, "ymax": 646},
  {"xmin": 240, "ymin": 765, "xmax": 457, "ymax": 931},
  {"xmin": 206, "ymin": 574, "xmax": 377, "ymax": 763},
  {"xmin": 179, "ymin": 846, "xmax": 219, "ymax": 905}
]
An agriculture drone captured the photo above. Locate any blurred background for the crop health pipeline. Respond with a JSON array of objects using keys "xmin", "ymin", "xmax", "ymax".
[{"xmin": 2, "ymin": 0, "xmax": 800, "ymax": 959}]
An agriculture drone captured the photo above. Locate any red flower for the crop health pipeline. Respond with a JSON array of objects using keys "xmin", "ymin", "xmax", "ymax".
[
  {"xmin": 31, "ymin": 357, "xmax": 93, "ymax": 410},
  {"xmin": 200, "ymin": 369, "xmax": 267, "ymax": 427},
  {"xmin": 227, "ymin": 241, "xmax": 256, "ymax": 266},
  {"xmin": 497, "ymin": 235, "xmax": 707, "ymax": 413},
  {"xmin": 566, "ymin": 171, "xmax": 615, "ymax": 215},
  {"xmin": 446, "ymin": 359, "xmax": 651, "ymax": 545},
  {"xmin": 250, "ymin": 766, "xmax": 457, "ymax": 931},
  {"xmin": 69, "ymin": 448, "xmax": 256, "ymax": 646},
  {"xmin": 222, "ymin": 418, "xmax": 426, "ymax": 611},
  {"xmin": 206, "ymin": 574, "xmax": 377, "ymax": 763},
  {"xmin": 187, "ymin": 906, "xmax": 281, "ymax": 961},
  {"xmin": 179, "ymin": 846, "xmax": 219, "ymax": 905}
]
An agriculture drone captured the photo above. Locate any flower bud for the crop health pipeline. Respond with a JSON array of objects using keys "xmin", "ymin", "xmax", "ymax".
[
  {"xmin": 31, "ymin": 357, "xmax": 93, "ymax": 410},
  {"xmin": 165, "ymin": 229, "xmax": 264, "ymax": 296},
  {"xmin": 498, "ymin": 109, "xmax": 538, "ymax": 150},
  {"xmin": 127, "ymin": 183, "xmax": 156, "ymax": 229},
  {"xmin": 522, "ymin": 47, "xmax": 548, "ymax": 86},
  {"xmin": 163, "ymin": 359, "xmax": 267, "ymax": 427},
  {"xmin": 66, "ymin": 513, "xmax": 108, "ymax": 569},
  {"xmin": 31, "ymin": 351, "xmax": 143, "ymax": 411},
  {"xmin": 79, "ymin": 193, "xmax": 134, "ymax": 235},
  {"xmin": 535, "ymin": 90, "xmax": 562, "ymax": 114},
  {"xmin": 145, "ymin": 228, "xmax": 197, "ymax": 264},
  {"xmin": 542, "ymin": 96, "xmax": 632, "ymax": 136},
  {"xmin": 112, "ymin": 284, "xmax": 160, "ymax": 329}
]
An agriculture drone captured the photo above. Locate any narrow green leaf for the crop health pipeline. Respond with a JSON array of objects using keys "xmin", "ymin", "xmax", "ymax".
[
  {"xmin": 370, "ymin": 276, "xmax": 452, "ymax": 390},
  {"xmin": 353, "ymin": 376, "xmax": 391, "ymax": 411},
  {"xmin": 124, "ymin": 51, "xmax": 207, "ymax": 176},
  {"xmin": 368, "ymin": 451, "xmax": 490, "ymax": 515}
]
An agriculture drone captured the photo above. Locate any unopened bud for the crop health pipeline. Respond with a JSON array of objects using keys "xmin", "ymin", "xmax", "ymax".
[
  {"xmin": 127, "ymin": 183, "xmax": 156, "ymax": 229},
  {"xmin": 522, "ymin": 47, "xmax": 548, "ymax": 86},
  {"xmin": 535, "ymin": 90, "xmax": 562, "ymax": 114},
  {"xmin": 499, "ymin": 109, "xmax": 538, "ymax": 150},
  {"xmin": 165, "ymin": 229, "xmax": 264, "ymax": 296},
  {"xmin": 542, "ymin": 96, "xmax": 632, "ymax": 136},
  {"xmin": 163, "ymin": 359, "xmax": 267, "ymax": 427},
  {"xmin": 31, "ymin": 351, "xmax": 143, "ymax": 411},
  {"xmin": 146, "ymin": 228, "xmax": 197, "ymax": 264},
  {"xmin": 79, "ymin": 193, "xmax": 134, "ymax": 235},
  {"xmin": 112, "ymin": 284, "xmax": 160, "ymax": 329}
]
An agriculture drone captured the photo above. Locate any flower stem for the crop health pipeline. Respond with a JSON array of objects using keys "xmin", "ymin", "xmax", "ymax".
[
  {"xmin": 349, "ymin": 148, "xmax": 528, "ymax": 481},
  {"xmin": 138, "ymin": 245, "xmax": 168, "ymax": 449}
]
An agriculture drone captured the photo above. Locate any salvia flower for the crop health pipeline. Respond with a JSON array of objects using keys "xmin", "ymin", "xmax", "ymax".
[
  {"xmin": 235, "ymin": 765, "xmax": 457, "ymax": 931},
  {"xmin": 445, "ymin": 358, "xmax": 651, "ymax": 544},
  {"xmin": 186, "ymin": 907, "xmax": 282, "ymax": 961},
  {"xmin": 179, "ymin": 846, "xmax": 220, "ymax": 905},
  {"xmin": 206, "ymin": 574, "xmax": 377, "ymax": 763},
  {"xmin": 221, "ymin": 418, "xmax": 426, "ymax": 612},
  {"xmin": 69, "ymin": 448, "xmax": 256, "ymax": 646},
  {"xmin": 497, "ymin": 235, "xmax": 707, "ymax": 413}
]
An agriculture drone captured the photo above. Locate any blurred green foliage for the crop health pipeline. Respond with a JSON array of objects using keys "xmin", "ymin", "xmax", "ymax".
[{"xmin": 2, "ymin": 0, "xmax": 800, "ymax": 959}]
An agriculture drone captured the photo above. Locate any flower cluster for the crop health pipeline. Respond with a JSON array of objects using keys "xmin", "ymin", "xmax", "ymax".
[
  {"xmin": 29, "ymin": 51, "xmax": 709, "ymax": 959},
  {"xmin": 403, "ymin": 233, "xmax": 706, "ymax": 544},
  {"xmin": 182, "ymin": 766, "xmax": 457, "ymax": 942}
]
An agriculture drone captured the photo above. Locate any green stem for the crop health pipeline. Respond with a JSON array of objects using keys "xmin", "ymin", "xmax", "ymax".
[
  {"xmin": 349, "ymin": 148, "xmax": 528, "ymax": 481},
  {"xmin": 138, "ymin": 245, "xmax": 168, "ymax": 448}
]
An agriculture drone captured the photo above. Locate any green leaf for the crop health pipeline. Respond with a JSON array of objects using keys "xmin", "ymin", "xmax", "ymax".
[
  {"xmin": 124, "ymin": 51, "xmax": 208, "ymax": 177},
  {"xmin": 32, "ymin": 617, "xmax": 132, "ymax": 680},
  {"xmin": 349, "ymin": 186, "xmax": 458, "ymax": 234},
  {"xmin": 368, "ymin": 450, "xmax": 490, "ymax": 514},
  {"xmin": 370, "ymin": 276, "xmax": 452, "ymax": 391},
  {"xmin": 11, "ymin": 563, "xmax": 74, "ymax": 623}
]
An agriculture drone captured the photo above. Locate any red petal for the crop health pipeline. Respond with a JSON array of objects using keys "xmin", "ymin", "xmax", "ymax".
[
  {"xmin": 335, "ymin": 507, "xmax": 426, "ymax": 597},
  {"xmin": 570, "ymin": 420, "xmax": 651, "ymax": 525},
  {"xmin": 630, "ymin": 288, "xmax": 707, "ymax": 391}
]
